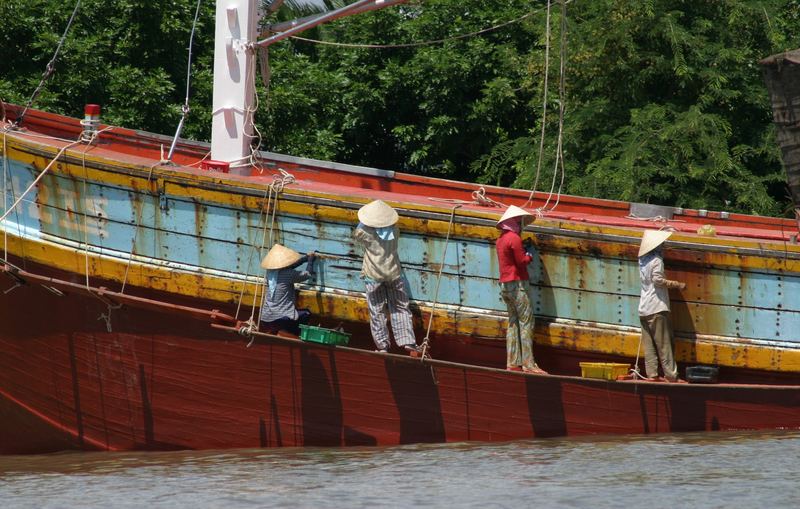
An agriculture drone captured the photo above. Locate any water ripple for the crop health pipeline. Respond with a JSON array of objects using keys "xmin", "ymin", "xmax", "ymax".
[{"xmin": 2, "ymin": 430, "xmax": 799, "ymax": 508}]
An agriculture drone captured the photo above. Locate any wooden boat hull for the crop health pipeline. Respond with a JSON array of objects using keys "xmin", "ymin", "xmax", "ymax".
[
  {"xmin": 2, "ymin": 267, "xmax": 800, "ymax": 454},
  {"xmin": 3, "ymin": 105, "xmax": 800, "ymax": 453}
]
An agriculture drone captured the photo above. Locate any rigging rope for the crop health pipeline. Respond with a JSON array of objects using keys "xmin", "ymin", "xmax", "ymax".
[
  {"xmin": 167, "ymin": 0, "xmax": 203, "ymax": 162},
  {"xmin": 538, "ymin": 0, "xmax": 568, "ymax": 213},
  {"xmin": 420, "ymin": 204, "xmax": 460, "ymax": 361},
  {"xmin": 288, "ymin": 6, "xmax": 551, "ymax": 49},
  {"xmin": 245, "ymin": 49, "xmax": 268, "ymax": 172},
  {"xmin": 550, "ymin": 0, "xmax": 569, "ymax": 211},
  {"xmin": 15, "ymin": 0, "xmax": 82, "ymax": 128}
]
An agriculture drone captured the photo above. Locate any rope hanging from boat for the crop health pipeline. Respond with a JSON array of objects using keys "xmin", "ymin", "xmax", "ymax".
[
  {"xmin": 14, "ymin": 0, "xmax": 82, "ymax": 128},
  {"xmin": 120, "ymin": 156, "xmax": 164, "ymax": 295},
  {"xmin": 629, "ymin": 334, "xmax": 647, "ymax": 380},
  {"xmin": 246, "ymin": 49, "xmax": 268, "ymax": 172},
  {"xmin": 75, "ymin": 129, "xmax": 126, "ymax": 328},
  {"xmin": 235, "ymin": 181, "xmax": 276, "ymax": 322},
  {"xmin": 81, "ymin": 148, "xmax": 92, "ymax": 289},
  {"xmin": 0, "ymin": 129, "xmax": 28, "ymax": 269},
  {"xmin": 255, "ymin": 171, "xmax": 297, "ymax": 325},
  {"xmin": 524, "ymin": 0, "xmax": 551, "ymax": 210},
  {"xmin": 77, "ymin": 130, "xmax": 114, "ymax": 290},
  {"xmin": 166, "ymin": 0, "xmax": 203, "ymax": 162},
  {"xmin": 2, "ymin": 130, "xmax": 8, "ymax": 262},
  {"xmin": 224, "ymin": 47, "xmax": 267, "ymax": 173},
  {"xmin": 253, "ymin": 47, "xmax": 272, "ymax": 171},
  {"xmin": 234, "ymin": 169, "xmax": 296, "ymax": 332},
  {"xmin": 538, "ymin": 0, "xmax": 568, "ymax": 213},
  {"xmin": 419, "ymin": 204, "xmax": 460, "ymax": 361}
]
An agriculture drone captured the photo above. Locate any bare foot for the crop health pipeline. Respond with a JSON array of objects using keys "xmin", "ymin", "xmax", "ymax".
[{"xmin": 523, "ymin": 366, "xmax": 548, "ymax": 375}]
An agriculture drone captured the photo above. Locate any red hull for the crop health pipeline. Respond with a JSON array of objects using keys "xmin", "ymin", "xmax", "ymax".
[{"xmin": 2, "ymin": 278, "xmax": 800, "ymax": 454}]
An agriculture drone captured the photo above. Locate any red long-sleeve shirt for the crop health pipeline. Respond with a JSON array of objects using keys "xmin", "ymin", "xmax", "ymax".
[{"xmin": 496, "ymin": 231, "xmax": 532, "ymax": 282}]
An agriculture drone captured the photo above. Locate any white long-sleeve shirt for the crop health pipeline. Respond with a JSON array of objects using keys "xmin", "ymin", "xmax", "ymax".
[{"xmin": 638, "ymin": 252, "xmax": 681, "ymax": 317}]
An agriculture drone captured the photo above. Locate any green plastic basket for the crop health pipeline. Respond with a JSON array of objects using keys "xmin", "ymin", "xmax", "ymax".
[{"xmin": 299, "ymin": 324, "xmax": 351, "ymax": 346}]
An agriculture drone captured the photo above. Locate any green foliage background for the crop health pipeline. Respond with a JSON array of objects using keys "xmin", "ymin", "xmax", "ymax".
[{"xmin": 1, "ymin": 0, "xmax": 799, "ymax": 216}]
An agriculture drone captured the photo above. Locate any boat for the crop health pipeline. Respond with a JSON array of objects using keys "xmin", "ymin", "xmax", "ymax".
[{"xmin": 2, "ymin": 1, "xmax": 800, "ymax": 454}]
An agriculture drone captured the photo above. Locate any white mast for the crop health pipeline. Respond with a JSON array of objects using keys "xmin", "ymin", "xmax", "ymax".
[
  {"xmin": 210, "ymin": 0, "xmax": 260, "ymax": 175},
  {"xmin": 210, "ymin": 0, "xmax": 409, "ymax": 174}
]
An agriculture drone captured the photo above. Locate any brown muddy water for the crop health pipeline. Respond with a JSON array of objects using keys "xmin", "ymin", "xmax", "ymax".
[{"xmin": 2, "ymin": 430, "xmax": 799, "ymax": 508}]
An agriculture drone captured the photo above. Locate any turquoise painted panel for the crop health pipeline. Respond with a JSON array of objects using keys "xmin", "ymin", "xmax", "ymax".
[
  {"xmin": 678, "ymin": 303, "xmax": 800, "ymax": 342},
  {"xmin": 697, "ymin": 268, "xmax": 798, "ymax": 311},
  {"xmin": 532, "ymin": 285, "xmax": 640, "ymax": 326},
  {"xmin": 2, "ymin": 161, "xmax": 45, "ymax": 233},
  {"xmin": 534, "ymin": 250, "xmax": 641, "ymax": 296},
  {"xmin": 455, "ymin": 268, "xmax": 506, "ymax": 310},
  {"xmin": 159, "ymin": 194, "xmax": 263, "ymax": 245}
]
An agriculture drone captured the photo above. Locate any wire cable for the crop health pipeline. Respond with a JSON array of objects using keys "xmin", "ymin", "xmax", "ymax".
[
  {"xmin": 287, "ymin": 6, "xmax": 553, "ymax": 49},
  {"xmin": 15, "ymin": 0, "xmax": 82, "ymax": 128},
  {"xmin": 167, "ymin": 0, "xmax": 203, "ymax": 161}
]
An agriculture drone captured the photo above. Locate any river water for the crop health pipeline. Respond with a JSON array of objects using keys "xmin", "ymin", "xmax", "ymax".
[{"xmin": 2, "ymin": 430, "xmax": 799, "ymax": 508}]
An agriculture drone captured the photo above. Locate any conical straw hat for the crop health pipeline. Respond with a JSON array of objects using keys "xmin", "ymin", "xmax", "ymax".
[
  {"xmin": 261, "ymin": 243, "xmax": 302, "ymax": 270},
  {"xmin": 496, "ymin": 205, "xmax": 533, "ymax": 228},
  {"xmin": 638, "ymin": 230, "xmax": 672, "ymax": 257},
  {"xmin": 358, "ymin": 200, "xmax": 398, "ymax": 228}
]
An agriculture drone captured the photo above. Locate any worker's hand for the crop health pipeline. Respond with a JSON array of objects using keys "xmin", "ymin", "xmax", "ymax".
[
  {"xmin": 308, "ymin": 251, "xmax": 317, "ymax": 259},
  {"xmin": 677, "ymin": 282, "xmax": 686, "ymax": 290}
]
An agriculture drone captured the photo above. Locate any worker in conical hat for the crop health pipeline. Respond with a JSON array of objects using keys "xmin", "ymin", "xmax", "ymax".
[
  {"xmin": 495, "ymin": 204, "xmax": 546, "ymax": 374},
  {"xmin": 637, "ymin": 229, "xmax": 686, "ymax": 382},
  {"xmin": 353, "ymin": 200, "xmax": 419, "ymax": 354},
  {"xmin": 259, "ymin": 243, "xmax": 317, "ymax": 337}
]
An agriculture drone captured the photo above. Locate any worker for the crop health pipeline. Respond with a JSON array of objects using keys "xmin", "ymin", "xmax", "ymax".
[
  {"xmin": 496, "ymin": 205, "xmax": 547, "ymax": 374},
  {"xmin": 259, "ymin": 243, "xmax": 316, "ymax": 337},
  {"xmin": 353, "ymin": 199, "xmax": 420, "ymax": 354},
  {"xmin": 637, "ymin": 230, "xmax": 686, "ymax": 382}
]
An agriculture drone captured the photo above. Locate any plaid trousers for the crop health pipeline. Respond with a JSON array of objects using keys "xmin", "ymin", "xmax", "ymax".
[
  {"xmin": 365, "ymin": 278, "xmax": 416, "ymax": 350},
  {"xmin": 500, "ymin": 280, "xmax": 537, "ymax": 369}
]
